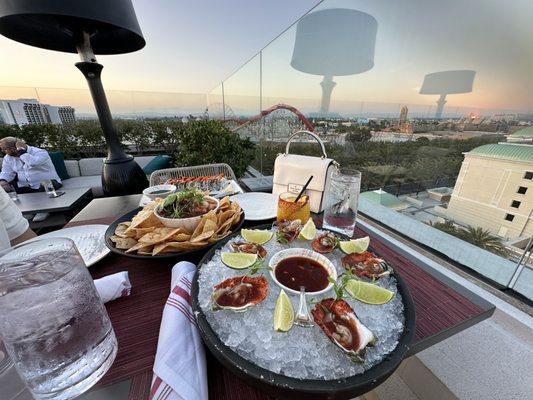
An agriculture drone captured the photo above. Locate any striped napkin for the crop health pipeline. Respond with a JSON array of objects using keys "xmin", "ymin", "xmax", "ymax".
[
  {"xmin": 94, "ymin": 271, "xmax": 132, "ymax": 303},
  {"xmin": 150, "ymin": 261, "xmax": 208, "ymax": 400}
]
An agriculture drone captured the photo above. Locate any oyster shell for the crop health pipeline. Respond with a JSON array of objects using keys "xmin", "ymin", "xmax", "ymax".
[
  {"xmin": 276, "ymin": 219, "xmax": 302, "ymax": 243},
  {"xmin": 212, "ymin": 275, "xmax": 268, "ymax": 311},
  {"xmin": 311, "ymin": 298, "xmax": 376, "ymax": 363},
  {"xmin": 230, "ymin": 241, "xmax": 267, "ymax": 258},
  {"xmin": 341, "ymin": 251, "xmax": 392, "ymax": 280},
  {"xmin": 311, "ymin": 232, "xmax": 338, "ymax": 254}
]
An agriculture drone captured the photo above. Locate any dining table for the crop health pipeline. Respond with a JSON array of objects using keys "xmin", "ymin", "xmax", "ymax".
[{"xmin": 68, "ymin": 193, "xmax": 495, "ymax": 400}]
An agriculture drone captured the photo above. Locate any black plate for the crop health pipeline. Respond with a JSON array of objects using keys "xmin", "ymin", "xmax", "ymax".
[
  {"xmin": 104, "ymin": 207, "xmax": 245, "ymax": 259},
  {"xmin": 191, "ymin": 224, "xmax": 415, "ymax": 400}
]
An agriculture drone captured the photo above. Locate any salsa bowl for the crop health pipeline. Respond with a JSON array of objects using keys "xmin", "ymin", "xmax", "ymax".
[
  {"xmin": 268, "ymin": 248, "xmax": 337, "ymax": 296},
  {"xmin": 154, "ymin": 195, "xmax": 219, "ymax": 232}
]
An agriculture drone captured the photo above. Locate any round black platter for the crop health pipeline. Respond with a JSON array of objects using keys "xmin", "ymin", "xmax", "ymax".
[
  {"xmin": 104, "ymin": 206, "xmax": 245, "ymax": 259},
  {"xmin": 191, "ymin": 224, "xmax": 415, "ymax": 400}
]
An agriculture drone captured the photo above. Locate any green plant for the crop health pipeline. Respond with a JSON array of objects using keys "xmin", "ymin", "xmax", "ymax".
[
  {"xmin": 150, "ymin": 120, "xmax": 182, "ymax": 154},
  {"xmin": 174, "ymin": 120, "xmax": 255, "ymax": 177},
  {"xmin": 0, "ymin": 124, "xmax": 21, "ymax": 140},
  {"xmin": 116, "ymin": 120, "xmax": 152, "ymax": 154},
  {"xmin": 71, "ymin": 120, "xmax": 105, "ymax": 157},
  {"xmin": 430, "ymin": 221, "xmax": 509, "ymax": 257}
]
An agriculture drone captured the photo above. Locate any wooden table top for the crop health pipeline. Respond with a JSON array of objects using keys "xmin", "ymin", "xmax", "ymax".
[{"xmin": 66, "ymin": 211, "xmax": 494, "ymax": 400}]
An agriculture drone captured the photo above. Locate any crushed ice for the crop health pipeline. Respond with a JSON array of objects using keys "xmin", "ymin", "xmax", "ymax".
[{"xmin": 198, "ymin": 229, "xmax": 405, "ymax": 380}]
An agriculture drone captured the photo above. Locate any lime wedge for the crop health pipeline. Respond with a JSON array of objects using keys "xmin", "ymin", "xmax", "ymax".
[
  {"xmin": 345, "ymin": 279, "xmax": 393, "ymax": 304},
  {"xmin": 274, "ymin": 289, "xmax": 294, "ymax": 332},
  {"xmin": 221, "ymin": 252, "xmax": 258, "ymax": 269},
  {"xmin": 339, "ymin": 236, "xmax": 370, "ymax": 254},
  {"xmin": 241, "ymin": 229, "xmax": 273, "ymax": 245},
  {"xmin": 298, "ymin": 218, "xmax": 317, "ymax": 240}
]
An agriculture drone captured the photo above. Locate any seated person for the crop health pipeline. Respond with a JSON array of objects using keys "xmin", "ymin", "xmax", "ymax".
[
  {"xmin": 0, "ymin": 137, "xmax": 62, "ymax": 222},
  {"xmin": 0, "ymin": 186, "xmax": 36, "ymax": 254}
]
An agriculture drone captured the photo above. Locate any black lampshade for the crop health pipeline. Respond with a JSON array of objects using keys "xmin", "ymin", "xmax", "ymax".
[{"xmin": 0, "ymin": 0, "xmax": 145, "ymax": 54}]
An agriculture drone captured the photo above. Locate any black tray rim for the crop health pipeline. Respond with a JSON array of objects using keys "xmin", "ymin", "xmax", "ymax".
[
  {"xmin": 191, "ymin": 223, "xmax": 416, "ymax": 399},
  {"xmin": 103, "ymin": 206, "xmax": 245, "ymax": 259}
]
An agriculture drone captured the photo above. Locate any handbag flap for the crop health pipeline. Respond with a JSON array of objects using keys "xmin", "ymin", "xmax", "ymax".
[{"xmin": 273, "ymin": 154, "xmax": 333, "ymax": 192}]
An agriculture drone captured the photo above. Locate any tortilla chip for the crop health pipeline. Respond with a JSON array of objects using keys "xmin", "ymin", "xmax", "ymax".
[
  {"xmin": 170, "ymin": 232, "xmax": 191, "ymax": 242},
  {"xmin": 124, "ymin": 226, "xmax": 156, "ymax": 239},
  {"xmin": 125, "ymin": 242, "xmax": 153, "ymax": 253},
  {"xmin": 217, "ymin": 210, "xmax": 234, "ymax": 226},
  {"xmin": 138, "ymin": 227, "xmax": 181, "ymax": 245},
  {"xmin": 114, "ymin": 222, "xmax": 132, "ymax": 238},
  {"xmin": 219, "ymin": 196, "xmax": 230, "ymax": 211},
  {"xmin": 130, "ymin": 209, "xmax": 164, "ymax": 229},
  {"xmin": 137, "ymin": 245, "xmax": 154, "ymax": 255},
  {"xmin": 191, "ymin": 218, "xmax": 207, "ymax": 239},
  {"xmin": 112, "ymin": 237, "xmax": 138, "ymax": 250}
]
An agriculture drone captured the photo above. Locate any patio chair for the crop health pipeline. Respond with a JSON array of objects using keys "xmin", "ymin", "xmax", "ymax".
[{"xmin": 149, "ymin": 163, "xmax": 237, "ymax": 186}]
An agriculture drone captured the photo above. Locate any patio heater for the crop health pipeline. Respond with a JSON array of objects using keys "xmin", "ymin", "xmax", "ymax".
[
  {"xmin": 419, "ymin": 70, "xmax": 476, "ymax": 119},
  {"xmin": 0, "ymin": 0, "xmax": 149, "ymax": 196},
  {"xmin": 291, "ymin": 9, "xmax": 377, "ymax": 117}
]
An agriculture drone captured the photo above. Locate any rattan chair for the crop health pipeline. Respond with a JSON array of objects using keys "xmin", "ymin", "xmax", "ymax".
[{"xmin": 149, "ymin": 163, "xmax": 237, "ymax": 186}]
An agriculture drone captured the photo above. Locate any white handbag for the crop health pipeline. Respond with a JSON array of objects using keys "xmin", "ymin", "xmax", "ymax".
[{"xmin": 272, "ymin": 130, "xmax": 337, "ymax": 213}]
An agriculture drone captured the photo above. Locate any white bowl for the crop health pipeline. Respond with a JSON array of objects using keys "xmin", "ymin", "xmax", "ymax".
[
  {"xmin": 268, "ymin": 248, "xmax": 337, "ymax": 296},
  {"xmin": 154, "ymin": 196, "xmax": 220, "ymax": 232},
  {"xmin": 142, "ymin": 184, "xmax": 176, "ymax": 201}
]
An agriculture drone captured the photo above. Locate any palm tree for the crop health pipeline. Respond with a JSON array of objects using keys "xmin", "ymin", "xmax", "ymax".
[{"xmin": 459, "ymin": 226, "xmax": 509, "ymax": 257}]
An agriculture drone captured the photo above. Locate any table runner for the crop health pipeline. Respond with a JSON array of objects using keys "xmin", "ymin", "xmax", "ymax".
[{"xmin": 66, "ymin": 217, "xmax": 484, "ymax": 400}]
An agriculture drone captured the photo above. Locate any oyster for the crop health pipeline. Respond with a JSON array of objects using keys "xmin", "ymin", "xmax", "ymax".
[
  {"xmin": 276, "ymin": 219, "xmax": 302, "ymax": 243},
  {"xmin": 212, "ymin": 275, "xmax": 268, "ymax": 311},
  {"xmin": 341, "ymin": 251, "xmax": 392, "ymax": 280},
  {"xmin": 230, "ymin": 241, "xmax": 267, "ymax": 258},
  {"xmin": 311, "ymin": 232, "xmax": 338, "ymax": 254},
  {"xmin": 311, "ymin": 298, "xmax": 376, "ymax": 363}
]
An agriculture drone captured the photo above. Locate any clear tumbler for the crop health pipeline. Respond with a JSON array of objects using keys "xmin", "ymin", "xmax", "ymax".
[
  {"xmin": 323, "ymin": 169, "xmax": 361, "ymax": 237},
  {"xmin": 0, "ymin": 238, "xmax": 117, "ymax": 400}
]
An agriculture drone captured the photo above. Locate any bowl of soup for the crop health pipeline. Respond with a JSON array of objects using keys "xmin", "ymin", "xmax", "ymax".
[
  {"xmin": 268, "ymin": 248, "xmax": 337, "ymax": 296},
  {"xmin": 142, "ymin": 184, "xmax": 176, "ymax": 201}
]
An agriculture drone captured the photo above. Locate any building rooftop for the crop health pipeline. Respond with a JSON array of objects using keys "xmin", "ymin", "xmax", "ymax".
[
  {"xmin": 467, "ymin": 142, "xmax": 533, "ymax": 163},
  {"xmin": 509, "ymin": 125, "xmax": 533, "ymax": 137},
  {"xmin": 360, "ymin": 189, "xmax": 407, "ymax": 210}
]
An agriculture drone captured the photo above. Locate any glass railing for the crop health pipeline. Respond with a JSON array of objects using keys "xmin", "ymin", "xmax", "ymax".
[{"xmin": 207, "ymin": 0, "xmax": 533, "ymax": 300}]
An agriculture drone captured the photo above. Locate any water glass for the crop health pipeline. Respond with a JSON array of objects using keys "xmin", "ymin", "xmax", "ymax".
[
  {"xmin": 0, "ymin": 238, "xmax": 118, "ymax": 400},
  {"xmin": 42, "ymin": 180, "xmax": 57, "ymax": 197},
  {"xmin": 323, "ymin": 169, "xmax": 361, "ymax": 237},
  {"xmin": 8, "ymin": 190, "xmax": 18, "ymax": 202},
  {"xmin": 0, "ymin": 341, "xmax": 28, "ymax": 399}
]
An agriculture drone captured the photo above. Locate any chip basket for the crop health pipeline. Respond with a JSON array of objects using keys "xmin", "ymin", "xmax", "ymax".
[{"xmin": 149, "ymin": 163, "xmax": 237, "ymax": 186}]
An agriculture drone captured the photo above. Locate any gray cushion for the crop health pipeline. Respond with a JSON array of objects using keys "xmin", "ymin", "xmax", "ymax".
[
  {"xmin": 134, "ymin": 156, "xmax": 156, "ymax": 169},
  {"xmin": 64, "ymin": 160, "xmax": 81, "ymax": 177},
  {"xmin": 79, "ymin": 158, "xmax": 104, "ymax": 176},
  {"xmin": 61, "ymin": 175, "xmax": 103, "ymax": 197}
]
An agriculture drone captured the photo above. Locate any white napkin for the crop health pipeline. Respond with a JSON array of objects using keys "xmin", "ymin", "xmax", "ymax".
[
  {"xmin": 94, "ymin": 271, "xmax": 132, "ymax": 303},
  {"xmin": 150, "ymin": 261, "xmax": 208, "ymax": 400}
]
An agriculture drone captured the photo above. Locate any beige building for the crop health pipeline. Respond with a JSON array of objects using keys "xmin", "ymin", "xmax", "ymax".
[{"xmin": 445, "ymin": 143, "xmax": 533, "ymax": 239}]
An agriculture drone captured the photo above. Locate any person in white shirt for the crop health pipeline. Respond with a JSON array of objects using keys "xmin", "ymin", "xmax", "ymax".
[
  {"xmin": 0, "ymin": 186, "xmax": 36, "ymax": 254},
  {"xmin": 0, "ymin": 137, "xmax": 62, "ymax": 193},
  {"xmin": 0, "ymin": 137, "xmax": 62, "ymax": 222}
]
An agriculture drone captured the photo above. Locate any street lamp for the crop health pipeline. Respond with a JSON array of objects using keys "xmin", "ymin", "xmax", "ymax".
[
  {"xmin": 419, "ymin": 70, "xmax": 476, "ymax": 119},
  {"xmin": 0, "ymin": 0, "xmax": 149, "ymax": 195},
  {"xmin": 291, "ymin": 9, "xmax": 377, "ymax": 117}
]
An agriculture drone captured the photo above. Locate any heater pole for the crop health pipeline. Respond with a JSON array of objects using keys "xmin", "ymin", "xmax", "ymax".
[
  {"xmin": 75, "ymin": 32, "xmax": 148, "ymax": 195},
  {"xmin": 319, "ymin": 75, "xmax": 336, "ymax": 116},
  {"xmin": 435, "ymin": 94, "xmax": 447, "ymax": 119}
]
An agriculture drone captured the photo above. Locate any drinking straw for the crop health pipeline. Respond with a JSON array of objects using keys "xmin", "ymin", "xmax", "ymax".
[{"xmin": 294, "ymin": 176, "xmax": 313, "ymax": 203}]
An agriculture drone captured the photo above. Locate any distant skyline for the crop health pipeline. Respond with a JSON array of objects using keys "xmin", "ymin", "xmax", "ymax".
[{"xmin": 1, "ymin": 0, "xmax": 532, "ymax": 117}]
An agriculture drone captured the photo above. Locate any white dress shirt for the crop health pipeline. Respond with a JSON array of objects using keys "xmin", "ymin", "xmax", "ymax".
[
  {"xmin": 0, "ymin": 146, "xmax": 61, "ymax": 189},
  {"xmin": 0, "ymin": 186, "xmax": 29, "ymax": 252}
]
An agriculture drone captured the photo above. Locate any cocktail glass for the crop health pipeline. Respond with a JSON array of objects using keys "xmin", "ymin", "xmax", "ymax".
[{"xmin": 277, "ymin": 192, "xmax": 310, "ymax": 223}]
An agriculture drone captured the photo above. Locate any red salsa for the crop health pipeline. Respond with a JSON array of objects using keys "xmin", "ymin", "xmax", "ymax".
[{"xmin": 275, "ymin": 256, "xmax": 329, "ymax": 292}]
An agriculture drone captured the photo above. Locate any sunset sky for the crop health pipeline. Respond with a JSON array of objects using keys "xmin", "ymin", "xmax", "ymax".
[{"xmin": 1, "ymin": 0, "xmax": 532, "ymax": 117}]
